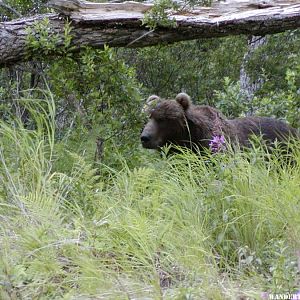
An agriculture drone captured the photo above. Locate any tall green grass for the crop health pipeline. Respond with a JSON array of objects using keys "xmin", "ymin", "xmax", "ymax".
[{"xmin": 0, "ymin": 95, "xmax": 299, "ymax": 299}]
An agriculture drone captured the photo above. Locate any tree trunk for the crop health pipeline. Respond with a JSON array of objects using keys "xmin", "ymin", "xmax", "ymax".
[
  {"xmin": 0, "ymin": 0, "xmax": 300, "ymax": 67},
  {"xmin": 240, "ymin": 35, "xmax": 267, "ymax": 115}
]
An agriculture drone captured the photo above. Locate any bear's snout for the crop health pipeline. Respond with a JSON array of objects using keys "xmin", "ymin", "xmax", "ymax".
[
  {"xmin": 140, "ymin": 119, "xmax": 161, "ymax": 149},
  {"xmin": 140, "ymin": 133, "xmax": 155, "ymax": 148},
  {"xmin": 141, "ymin": 134, "xmax": 151, "ymax": 143}
]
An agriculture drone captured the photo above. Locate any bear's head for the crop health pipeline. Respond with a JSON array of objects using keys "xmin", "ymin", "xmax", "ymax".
[{"xmin": 140, "ymin": 93, "xmax": 192, "ymax": 149}]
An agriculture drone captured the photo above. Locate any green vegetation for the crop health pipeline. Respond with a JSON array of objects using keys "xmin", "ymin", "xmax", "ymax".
[
  {"xmin": 143, "ymin": 0, "xmax": 178, "ymax": 30},
  {"xmin": 142, "ymin": 0, "xmax": 213, "ymax": 30},
  {"xmin": 0, "ymin": 99, "xmax": 299, "ymax": 299}
]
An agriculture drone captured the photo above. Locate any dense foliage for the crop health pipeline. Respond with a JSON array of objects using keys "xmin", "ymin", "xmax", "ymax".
[
  {"xmin": 0, "ymin": 0, "xmax": 300, "ymax": 298},
  {"xmin": 0, "ymin": 104, "xmax": 299, "ymax": 298}
]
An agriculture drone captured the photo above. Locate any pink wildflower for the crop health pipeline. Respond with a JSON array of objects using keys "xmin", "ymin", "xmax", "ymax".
[{"xmin": 209, "ymin": 135, "xmax": 226, "ymax": 153}]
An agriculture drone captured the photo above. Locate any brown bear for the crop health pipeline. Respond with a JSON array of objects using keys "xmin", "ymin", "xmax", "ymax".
[{"xmin": 140, "ymin": 92, "xmax": 299, "ymax": 153}]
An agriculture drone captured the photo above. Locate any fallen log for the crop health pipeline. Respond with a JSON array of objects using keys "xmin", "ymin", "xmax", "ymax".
[{"xmin": 0, "ymin": 0, "xmax": 299, "ymax": 67}]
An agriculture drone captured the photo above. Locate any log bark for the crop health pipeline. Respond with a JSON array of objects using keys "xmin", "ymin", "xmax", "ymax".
[{"xmin": 0, "ymin": 0, "xmax": 300, "ymax": 67}]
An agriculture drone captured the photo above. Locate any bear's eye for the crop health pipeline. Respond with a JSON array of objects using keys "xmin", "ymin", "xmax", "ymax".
[
  {"xmin": 155, "ymin": 118, "xmax": 168, "ymax": 123},
  {"xmin": 157, "ymin": 119, "xmax": 172, "ymax": 129}
]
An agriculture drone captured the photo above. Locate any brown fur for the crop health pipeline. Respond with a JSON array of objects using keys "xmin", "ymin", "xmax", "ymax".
[{"xmin": 140, "ymin": 93, "xmax": 299, "ymax": 152}]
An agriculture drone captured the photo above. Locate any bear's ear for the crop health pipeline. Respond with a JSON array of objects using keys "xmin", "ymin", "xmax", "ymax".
[
  {"xmin": 175, "ymin": 93, "xmax": 191, "ymax": 110},
  {"xmin": 142, "ymin": 95, "xmax": 161, "ymax": 114},
  {"xmin": 146, "ymin": 95, "xmax": 161, "ymax": 105}
]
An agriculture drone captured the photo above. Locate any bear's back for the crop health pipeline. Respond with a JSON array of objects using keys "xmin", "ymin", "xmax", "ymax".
[{"xmin": 229, "ymin": 116, "xmax": 299, "ymax": 146}]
